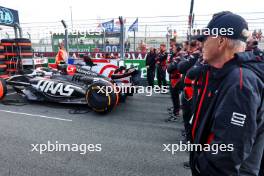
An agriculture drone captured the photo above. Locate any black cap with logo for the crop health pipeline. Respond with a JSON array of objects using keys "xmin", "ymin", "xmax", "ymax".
[{"xmin": 193, "ymin": 11, "xmax": 250, "ymax": 42}]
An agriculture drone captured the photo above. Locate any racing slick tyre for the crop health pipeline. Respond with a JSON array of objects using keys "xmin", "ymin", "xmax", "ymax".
[
  {"xmin": 86, "ymin": 81, "xmax": 119, "ymax": 114},
  {"xmin": 0, "ymin": 65, "xmax": 7, "ymax": 72},
  {"xmin": 1, "ymin": 39, "xmax": 15, "ymax": 47},
  {"xmin": 0, "ymin": 78, "xmax": 7, "ymax": 100}
]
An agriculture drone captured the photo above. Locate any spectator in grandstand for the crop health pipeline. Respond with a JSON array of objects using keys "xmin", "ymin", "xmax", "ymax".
[
  {"xmin": 55, "ymin": 42, "xmax": 68, "ymax": 65},
  {"xmin": 125, "ymin": 41, "xmax": 130, "ymax": 52},
  {"xmin": 182, "ymin": 41, "xmax": 189, "ymax": 52},
  {"xmin": 253, "ymin": 30, "xmax": 257, "ymax": 38},
  {"xmin": 169, "ymin": 39, "xmax": 176, "ymax": 51},
  {"xmin": 252, "ymin": 29, "xmax": 263, "ymax": 41},
  {"xmin": 105, "ymin": 39, "xmax": 110, "ymax": 45},
  {"xmin": 105, "ymin": 53, "xmax": 113, "ymax": 59},
  {"xmin": 145, "ymin": 48, "xmax": 157, "ymax": 87},
  {"xmin": 246, "ymin": 38, "xmax": 264, "ymax": 57},
  {"xmin": 257, "ymin": 29, "xmax": 262, "ymax": 41},
  {"xmin": 138, "ymin": 40, "xmax": 147, "ymax": 53},
  {"xmin": 173, "ymin": 29, "xmax": 178, "ymax": 40},
  {"xmin": 190, "ymin": 11, "xmax": 264, "ymax": 176},
  {"xmin": 156, "ymin": 43, "xmax": 168, "ymax": 88},
  {"xmin": 93, "ymin": 48, "xmax": 100, "ymax": 52}
]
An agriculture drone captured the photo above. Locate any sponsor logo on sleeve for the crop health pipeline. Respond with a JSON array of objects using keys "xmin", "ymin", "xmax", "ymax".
[{"xmin": 231, "ymin": 112, "xmax": 246, "ymax": 127}]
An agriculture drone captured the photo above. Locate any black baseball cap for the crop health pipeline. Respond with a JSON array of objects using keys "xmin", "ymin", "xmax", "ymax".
[{"xmin": 193, "ymin": 11, "xmax": 250, "ymax": 42}]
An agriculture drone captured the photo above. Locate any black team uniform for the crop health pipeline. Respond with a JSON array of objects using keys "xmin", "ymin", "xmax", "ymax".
[
  {"xmin": 156, "ymin": 50, "xmax": 168, "ymax": 88},
  {"xmin": 166, "ymin": 52, "xmax": 181, "ymax": 121},
  {"xmin": 145, "ymin": 50, "xmax": 157, "ymax": 87},
  {"xmin": 178, "ymin": 52, "xmax": 201, "ymax": 141}
]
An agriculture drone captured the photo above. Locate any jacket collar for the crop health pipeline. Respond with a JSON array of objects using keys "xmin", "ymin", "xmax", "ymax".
[{"xmin": 209, "ymin": 58, "xmax": 238, "ymax": 80}]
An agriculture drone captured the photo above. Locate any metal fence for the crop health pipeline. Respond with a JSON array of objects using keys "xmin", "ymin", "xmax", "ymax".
[{"xmin": 0, "ymin": 12, "xmax": 264, "ymax": 51}]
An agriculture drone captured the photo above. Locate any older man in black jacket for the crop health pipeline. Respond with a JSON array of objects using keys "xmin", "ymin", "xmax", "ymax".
[{"xmin": 190, "ymin": 11, "xmax": 264, "ymax": 176}]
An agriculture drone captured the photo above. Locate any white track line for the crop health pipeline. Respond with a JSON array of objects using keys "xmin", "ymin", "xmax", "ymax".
[
  {"xmin": 6, "ymin": 92, "xmax": 17, "ymax": 96},
  {"xmin": 0, "ymin": 109, "xmax": 73, "ymax": 122}
]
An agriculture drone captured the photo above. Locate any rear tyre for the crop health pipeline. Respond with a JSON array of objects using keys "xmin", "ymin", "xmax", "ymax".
[
  {"xmin": 0, "ymin": 78, "xmax": 7, "ymax": 100},
  {"xmin": 85, "ymin": 81, "xmax": 119, "ymax": 114}
]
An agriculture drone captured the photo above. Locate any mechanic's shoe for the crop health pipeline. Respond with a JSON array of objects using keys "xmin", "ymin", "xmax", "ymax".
[
  {"xmin": 165, "ymin": 115, "xmax": 179, "ymax": 122},
  {"xmin": 181, "ymin": 130, "xmax": 186, "ymax": 137},
  {"xmin": 175, "ymin": 111, "xmax": 180, "ymax": 117},
  {"xmin": 183, "ymin": 161, "xmax": 190, "ymax": 169},
  {"xmin": 169, "ymin": 111, "xmax": 180, "ymax": 117},
  {"xmin": 168, "ymin": 108, "xmax": 180, "ymax": 115},
  {"xmin": 167, "ymin": 106, "xmax": 174, "ymax": 111},
  {"xmin": 181, "ymin": 129, "xmax": 185, "ymax": 134},
  {"xmin": 165, "ymin": 118, "xmax": 178, "ymax": 122}
]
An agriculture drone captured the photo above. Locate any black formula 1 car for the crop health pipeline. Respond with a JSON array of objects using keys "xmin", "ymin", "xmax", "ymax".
[{"xmin": 0, "ymin": 64, "xmax": 139, "ymax": 113}]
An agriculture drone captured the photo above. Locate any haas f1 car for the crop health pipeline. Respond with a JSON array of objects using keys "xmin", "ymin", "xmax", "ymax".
[{"xmin": 0, "ymin": 64, "xmax": 139, "ymax": 113}]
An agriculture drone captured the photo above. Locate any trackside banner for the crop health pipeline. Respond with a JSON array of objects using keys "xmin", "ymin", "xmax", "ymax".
[{"xmin": 34, "ymin": 52, "xmax": 170, "ymax": 84}]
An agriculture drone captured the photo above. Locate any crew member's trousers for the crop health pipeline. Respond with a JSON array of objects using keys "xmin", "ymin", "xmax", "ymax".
[
  {"xmin": 181, "ymin": 93, "xmax": 192, "ymax": 141},
  {"xmin": 147, "ymin": 67, "xmax": 155, "ymax": 87},
  {"xmin": 157, "ymin": 66, "xmax": 167, "ymax": 88},
  {"xmin": 170, "ymin": 85, "xmax": 180, "ymax": 115},
  {"xmin": 259, "ymin": 153, "xmax": 264, "ymax": 176}
]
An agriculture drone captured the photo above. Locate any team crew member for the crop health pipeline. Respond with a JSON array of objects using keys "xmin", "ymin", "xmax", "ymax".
[
  {"xmin": 246, "ymin": 38, "xmax": 264, "ymax": 58},
  {"xmin": 260, "ymin": 157, "xmax": 264, "ymax": 176},
  {"xmin": 156, "ymin": 44, "xmax": 168, "ymax": 88},
  {"xmin": 167, "ymin": 39, "xmax": 178, "ymax": 114},
  {"xmin": 55, "ymin": 42, "xmax": 68, "ymax": 65},
  {"xmin": 166, "ymin": 44, "xmax": 182, "ymax": 121},
  {"xmin": 246, "ymin": 38, "xmax": 264, "ymax": 176},
  {"xmin": 175, "ymin": 41, "xmax": 203, "ymax": 169},
  {"xmin": 177, "ymin": 41, "xmax": 201, "ymax": 141},
  {"xmin": 190, "ymin": 11, "xmax": 264, "ymax": 176},
  {"xmin": 146, "ymin": 48, "xmax": 157, "ymax": 87}
]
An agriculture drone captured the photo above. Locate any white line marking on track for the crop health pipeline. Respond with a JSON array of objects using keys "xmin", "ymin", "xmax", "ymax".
[
  {"xmin": 0, "ymin": 109, "xmax": 73, "ymax": 122},
  {"xmin": 6, "ymin": 92, "xmax": 17, "ymax": 96}
]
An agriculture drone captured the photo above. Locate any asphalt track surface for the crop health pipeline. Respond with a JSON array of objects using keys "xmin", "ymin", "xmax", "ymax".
[{"xmin": 0, "ymin": 91, "xmax": 191, "ymax": 176}]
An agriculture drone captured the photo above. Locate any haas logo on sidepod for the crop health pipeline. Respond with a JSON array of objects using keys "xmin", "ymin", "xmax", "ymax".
[{"xmin": 33, "ymin": 80, "xmax": 76, "ymax": 96}]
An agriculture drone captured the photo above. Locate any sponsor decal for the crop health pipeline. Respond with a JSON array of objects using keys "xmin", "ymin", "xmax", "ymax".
[
  {"xmin": 231, "ymin": 112, "xmax": 246, "ymax": 127},
  {"xmin": 33, "ymin": 80, "xmax": 77, "ymax": 96},
  {"xmin": 76, "ymin": 68, "xmax": 98, "ymax": 76}
]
